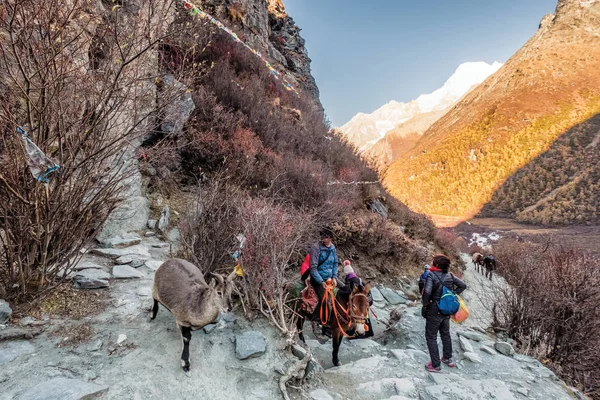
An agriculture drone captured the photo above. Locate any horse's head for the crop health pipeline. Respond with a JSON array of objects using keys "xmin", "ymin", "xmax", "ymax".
[{"xmin": 349, "ymin": 283, "xmax": 371, "ymax": 336}]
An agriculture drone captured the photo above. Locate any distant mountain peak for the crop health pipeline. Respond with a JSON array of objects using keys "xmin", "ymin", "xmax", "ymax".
[{"xmin": 338, "ymin": 61, "xmax": 502, "ymax": 153}]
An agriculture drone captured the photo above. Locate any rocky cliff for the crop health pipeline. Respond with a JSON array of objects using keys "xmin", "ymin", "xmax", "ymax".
[
  {"xmin": 384, "ymin": 0, "xmax": 600, "ymax": 223},
  {"xmin": 199, "ymin": 0, "xmax": 320, "ymax": 105}
]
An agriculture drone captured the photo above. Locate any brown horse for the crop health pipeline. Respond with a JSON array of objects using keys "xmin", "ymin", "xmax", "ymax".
[
  {"xmin": 296, "ymin": 283, "xmax": 371, "ymax": 366},
  {"xmin": 472, "ymin": 252, "xmax": 484, "ymax": 274}
]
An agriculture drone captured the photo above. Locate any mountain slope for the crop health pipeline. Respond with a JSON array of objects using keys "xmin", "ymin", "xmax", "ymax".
[
  {"xmin": 338, "ymin": 62, "xmax": 502, "ymax": 156},
  {"xmin": 384, "ymin": 0, "xmax": 600, "ymax": 221}
]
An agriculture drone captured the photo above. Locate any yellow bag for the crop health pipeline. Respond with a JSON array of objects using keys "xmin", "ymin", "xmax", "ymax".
[{"xmin": 451, "ymin": 295, "xmax": 469, "ymax": 324}]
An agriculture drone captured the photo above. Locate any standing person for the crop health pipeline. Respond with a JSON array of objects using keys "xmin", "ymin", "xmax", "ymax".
[
  {"xmin": 309, "ymin": 228, "xmax": 339, "ymax": 336},
  {"xmin": 483, "ymin": 255, "xmax": 496, "ymax": 280},
  {"xmin": 418, "ymin": 264, "xmax": 431, "ymax": 295},
  {"xmin": 422, "ymin": 254, "xmax": 467, "ymax": 372},
  {"xmin": 340, "ymin": 260, "xmax": 374, "ymax": 338}
]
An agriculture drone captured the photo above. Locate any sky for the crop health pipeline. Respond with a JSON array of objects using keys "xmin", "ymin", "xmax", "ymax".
[{"xmin": 283, "ymin": 0, "xmax": 558, "ymax": 127}]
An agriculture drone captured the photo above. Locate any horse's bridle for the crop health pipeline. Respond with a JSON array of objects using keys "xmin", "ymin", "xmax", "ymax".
[{"xmin": 347, "ymin": 292, "xmax": 369, "ymax": 324}]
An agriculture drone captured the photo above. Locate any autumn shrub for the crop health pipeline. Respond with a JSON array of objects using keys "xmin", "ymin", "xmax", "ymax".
[
  {"xmin": 237, "ymin": 198, "xmax": 316, "ymax": 336},
  {"xmin": 492, "ymin": 239, "xmax": 600, "ymax": 398}
]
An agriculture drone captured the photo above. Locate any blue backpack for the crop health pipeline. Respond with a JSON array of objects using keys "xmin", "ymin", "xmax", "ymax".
[{"xmin": 432, "ymin": 273, "xmax": 460, "ymax": 315}]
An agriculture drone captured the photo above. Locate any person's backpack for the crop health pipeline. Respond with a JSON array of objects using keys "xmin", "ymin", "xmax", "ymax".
[{"xmin": 431, "ymin": 273, "xmax": 460, "ymax": 315}]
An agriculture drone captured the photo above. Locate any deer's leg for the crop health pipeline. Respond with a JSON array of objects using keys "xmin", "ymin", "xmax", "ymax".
[
  {"xmin": 150, "ymin": 299, "xmax": 159, "ymax": 321},
  {"xmin": 180, "ymin": 325, "xmax": 192, "ymax": 372}
]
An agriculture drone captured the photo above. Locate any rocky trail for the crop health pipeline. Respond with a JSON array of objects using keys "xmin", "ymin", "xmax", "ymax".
[{"xmin": 0, "ymin": 235, "xmax": 582, "ymax": 400}]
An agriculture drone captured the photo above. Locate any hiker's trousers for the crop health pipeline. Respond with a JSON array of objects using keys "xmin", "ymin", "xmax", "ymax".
[
  {"xmin": 425, "ymin": 311, "xmax": 452, "ymax": 368},
  {"xmin": 485, "ymin": 268, "xmax": 493, "ymax": 280},
  {"xmin": 310, "ymin": 278, "xmax": 326, "ymax": 320}
]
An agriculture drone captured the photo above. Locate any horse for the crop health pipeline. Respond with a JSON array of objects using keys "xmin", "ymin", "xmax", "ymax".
[
  {"xmin": 296, "ymin": 282, "xmax": 371, "ymax": 367},
  {"xmin": 472, "ymin": 252, "xmax": 485, "ymax": 274}
]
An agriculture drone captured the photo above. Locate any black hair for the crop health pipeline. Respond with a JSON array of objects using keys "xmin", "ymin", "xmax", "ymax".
[
  {"xmin": 432, "ymin": 254, "xmax": 451, "ymax": 272},
  {"xmin": 320, "ymin": 227, "xmax": 333, "ymax": 239}
]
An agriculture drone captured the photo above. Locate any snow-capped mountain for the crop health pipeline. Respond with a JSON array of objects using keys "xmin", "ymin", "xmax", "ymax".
[{"xmin": 338, "ymin": 61, "xmax": 503, "ymax": 152}]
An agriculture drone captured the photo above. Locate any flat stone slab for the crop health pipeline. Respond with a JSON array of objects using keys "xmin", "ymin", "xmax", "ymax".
[
  {"xmin": 114, "ymin": 256, "xmax": 133, "ymax": 265},
  {"xmin": 423, "ymin": 379, "xmax": 517, "ymax": 400},
  {"xmin": 112, "ymin": 265, "xmax": 145, "ymax": 279},
  {"xmin": 459, "ymin": 336, "xmax": 475, "ymax": 353},
  {"xmin": 73, "ymin": 261, "xmax": 104, "ymax": 271},
  {"xmin": 457, "ymin": 330, "xmax": 488, "ymax": 343},
  {"xmin": 379, "ymin": 287, "xmax": 407, "ymax": 305},
  {"xmin": 310, "ymin": 389, "xmax": 334, "ymax": 400},
  {"xmin": 98, "ymin": 234, "xmax": 142, "ymax": 249},
  {"xmin": 0, "ymin": 341, "xmax": 35, "ymax": 365},
  {"xmin": 17, "ymin": 378, "xmax": 109, "ymax": 400},
  {"xmin": 144, "ymin": 260, "xmax": 163, "ymax": 271},
  {"xmin": 90, "ymin": 245, "xmax": 151, "ymax": 260},
  {"xmin": 74, "ymin": 269, "xmax": 110, "ymax": 289},
  {"xmin": 463, "ymin": 351, "xmax": 483, "ymax": 363},
  {"xmin": 0, "ymin": 299, "xmax": 12, "ymax": 323},
  {"xmin": 370, "ymin": 287, "xmax": 385, "ymax": 303},
  {"xmin": 235, "ymin": 331, "xmax": 267, "ymax": 360}
]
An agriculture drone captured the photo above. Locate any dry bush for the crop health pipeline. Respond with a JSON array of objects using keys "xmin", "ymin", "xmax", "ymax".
[
  {"xmin": 179, "ymin": 175, "xmax": 244, "ymax": 274},
  {"xmin": 0, "ymin": 0, "xmax": 189, "ymax": 303},
  {"xmin": 492, "ymin": 239, "xmax": 600, "ymax": 398},
  {"xmin": 237, "ymin": 198, "xmax": 315, "ymax": 338}
]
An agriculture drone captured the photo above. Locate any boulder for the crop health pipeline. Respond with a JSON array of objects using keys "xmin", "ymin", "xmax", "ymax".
[
  {"xmin": 167, "ymin": 228, "xmax": 180, "ymax": 242},
  {"xmin": 74, "ymin": 269, "xmax": 110, "ymax": 289},
  {"xmin": 495, "ymin": 341, "xmax": 516, "ymax": 357},
  {"xmin": 98, "ymin": 234, "xmax": 141, "ymax": 249},
  {"xmin": 370, "ymin": 287, "xmax": 385, "ymax": 303},
  {"xmin": 147, "ymin": 219, "xmax": 157, "ymax": 229},
  {"xmin": 145, "ymin": 231, "xmax": 155, "ymax": 237},
  {"xmin": 379, "ymin": 287, "xmax": 407, "ymax": 305},
  {"xmin": 87, "ymin": 340, "xmax": 103, "ymax": 352},
  {"xmin": 17, "ymin": 378, "xmax": 109, "ymax": 400},
  {"xmin": 112, "ymin": 265, "xmax": 145, "ymax": 279},
  {"xmin": 0, "ymin": 341, "xmax": 35, "ymax": 365},
  {"xmin": 0, "ymin": 300, "xmax": 12, "ymax": 323},
  {"xmin": 459, "ymin": 336, "xmax": 475, "ymax": 353},
  {"xmin": 203, "ymin": 324, "xmax": 217, "ymax": 334},
  {"xmin": 159, "ymin": 75, "xmax": 195, "ymax": 137},
  {"xmin": 517, "ymin": 388, "xmax": 529, "ymax": 397},
  {"xmin": 463, "ymin": 351, "xmax": 483, "ymax": 363},
  {"xmin": 19, "ymin": 317, "xmax": 46, "ymax": 327},
  {"xmin": 235, "ymin": 331, "xmax": 267, "ymax": 360}
]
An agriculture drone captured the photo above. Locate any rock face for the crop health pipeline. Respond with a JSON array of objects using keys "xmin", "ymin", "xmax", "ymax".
[
  {"xmin": 17, "ymin": 378, "xmax": 109, "ymax": 400},
  {"xmin": 235, "ymin": 331, "xmax": 267, "ymax": 360},
  {"xmin": 0, "ymin": 341, "xmax": 35, "ymax": 365},
  {"xmin": 0, "ymin": 299, "xmax": 12, "ymax": 323},
  {"xmin": 495, "ymin": 341, "xmax": 516, "ymax": 357}
]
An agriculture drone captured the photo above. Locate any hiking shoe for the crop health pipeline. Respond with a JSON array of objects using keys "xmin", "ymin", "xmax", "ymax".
[
  {"xmin": 425, "ymin": 362, "xmax": 441, "ymax": 373},
  {"xmin": 442, "ymin": 358, "xmax": 456, "ymax": 368}
]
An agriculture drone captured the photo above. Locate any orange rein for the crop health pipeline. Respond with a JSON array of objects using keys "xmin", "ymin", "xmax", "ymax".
[{"xmin": 319, "ymin": 282, "xmax": 369, "ymax": 338}]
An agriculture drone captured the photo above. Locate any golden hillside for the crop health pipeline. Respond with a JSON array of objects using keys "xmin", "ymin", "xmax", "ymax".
[{"xmin": 384, "ymin": 0, "xmax": 600, "ymax": 221}]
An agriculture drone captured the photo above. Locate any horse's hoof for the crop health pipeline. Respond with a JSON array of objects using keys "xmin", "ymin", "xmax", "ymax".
[{"xmin": 333, "ymin": 360, "xmax": 342, "ymax": 367}]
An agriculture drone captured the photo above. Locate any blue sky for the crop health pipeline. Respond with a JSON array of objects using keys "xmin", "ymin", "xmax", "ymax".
[{"xmin": 283, "ymin": 0, "xmax": 558, "ymax": 127}]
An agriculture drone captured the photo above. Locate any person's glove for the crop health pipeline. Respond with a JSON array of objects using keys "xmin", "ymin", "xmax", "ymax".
[{"xmin": 421, "ymin": 306, "xmax": 428, "ymax": 319}]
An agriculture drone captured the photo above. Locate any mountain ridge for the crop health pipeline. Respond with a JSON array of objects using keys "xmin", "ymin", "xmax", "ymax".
[
  {"xmin": 338, "ymin": 61, "xmax": 502, "ymax": 163},
  {"xmin": 384, "ymin": 0, "xmax": 600, "ymax": 223}
]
